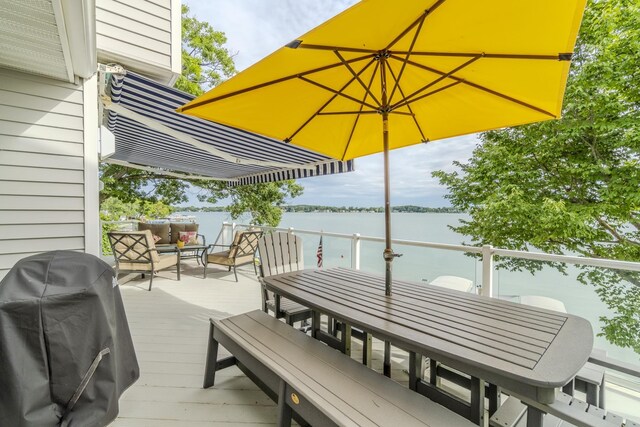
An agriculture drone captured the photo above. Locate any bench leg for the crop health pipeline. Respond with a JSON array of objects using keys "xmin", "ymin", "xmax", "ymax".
[
  {"xmin": 429, "ymin": 359, "xmax": 440, "ymax": 386},
  {"xmin": 362, "ymin": 332, "xmax": 372, "ymax": 367},
  {"xmin": 488, "ymin": 383, "xmax": 501, "ymax": 417},
  {"xmin": 383, "ymin": 341, "xmax": 391, "ymax": 377},
  {"xmin": 340, "ymin": 323, "xmax": 351, "ymax": 356},
  {"xmin": 586, "ymin": 382, "xmax": 598, "ymax": 407},
  {"xmin": 276, "ymin": 380, "xmax": 292, "ymax": 427},
  {"xmin": 311, "ymin": 311, "xmax": 321, "ymax": 339},
  {"xmin": 526, "ymin": 406, "xmax": 544, "ymax": 427},
  {"xmin": 469, "ymin": 376, "xmax": 484, "ymax": 425},
  {"xmin": 203, "ymin": 322, "xmax": 219, "ymax": 388},
  {"xmin": 203, "ymin": 322, "xmax": 237, "ymax": 388},
  {"xmin": 409, "ymin": 352, "xmax": 423, "ymax": 391}
]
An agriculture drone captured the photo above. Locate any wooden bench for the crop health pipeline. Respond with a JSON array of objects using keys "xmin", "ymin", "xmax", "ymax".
[
  {"xmin": 203, "ymin": 310, "xmax": 476, "ymax": 427},
  {"xmin": 489, "ymin": 393, "xmax": 639, "ymax": 427}
]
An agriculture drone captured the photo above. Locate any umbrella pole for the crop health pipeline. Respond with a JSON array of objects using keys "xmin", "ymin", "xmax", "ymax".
[
  {"xmin": 383, "ymin": 110, "xmax": 393, "ymax": 378},
  {"xmin": 383, "ymin": 114, "xmax": 393, "ymax": 297}
]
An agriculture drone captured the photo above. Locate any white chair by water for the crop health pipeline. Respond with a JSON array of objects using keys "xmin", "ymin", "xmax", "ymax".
[
  {"xmin": 430, "ymin": 275, "xmax": 475, "ymax": 293},
  {"xmin": 518, "ymin": 295, "xmax": 567, "ymax": 312}
]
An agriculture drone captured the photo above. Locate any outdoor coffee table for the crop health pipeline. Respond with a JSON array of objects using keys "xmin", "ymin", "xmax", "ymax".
[
  {"xmin": 262, "ymin": 267, "xmax": 594, "ymax": 425},
  {"xmin": 157, "ymin": 244, "xmax": 208, "ymax": 262}
]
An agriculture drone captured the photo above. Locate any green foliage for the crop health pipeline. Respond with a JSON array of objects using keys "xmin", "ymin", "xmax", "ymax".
[
  {"xmin": 174, "ymin": 4, "xmax": 237, "ymax": 96},
  {"xmin": 194, "ymin": 181, "xmax": 303, "ymax": 227},
  {"xmin": 99, "ymin": 6, "xmax": 303, "ymax": 229},
  {"xmin": 99, "ymin": 197, "xmax": 174, "ymax": 254},
  {"xmin": 434, "ymin": 0, "xmax": 640, "ymax": 353},
  {"xmin": 99, "ymin": 164, "xmax": 189, "ymax": 206}
]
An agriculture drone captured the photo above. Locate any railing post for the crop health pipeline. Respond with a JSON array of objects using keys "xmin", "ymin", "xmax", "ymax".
[
  {"xmin": 288, "ymin": 227, "xmax": 294, "ymax": 236},
  {"xmin": 351, "ymin": 233, "xmax": 361, "ymax": 270},
  {"xmin": 481, "ymin": 244, "xmax": 494, "ymax": 297},
  {"xmin": 221, "ymin": 222, "xmax": 229, "ymax": 245}
]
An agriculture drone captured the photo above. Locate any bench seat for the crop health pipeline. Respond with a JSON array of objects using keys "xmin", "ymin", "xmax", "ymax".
[{"xmin": 204, "ymin": 310, "xmax": 475, "ymax": 427}]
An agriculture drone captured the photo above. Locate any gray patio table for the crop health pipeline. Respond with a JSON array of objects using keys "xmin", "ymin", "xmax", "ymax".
[{"xmin": 262, "ymin": 267, "xmax": 594, "ymax": 426}]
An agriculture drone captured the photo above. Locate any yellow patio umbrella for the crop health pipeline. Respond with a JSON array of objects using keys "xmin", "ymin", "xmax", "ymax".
[{"xmin": 178, "ymin": 0, "xmax": 586, "ymax": 296}]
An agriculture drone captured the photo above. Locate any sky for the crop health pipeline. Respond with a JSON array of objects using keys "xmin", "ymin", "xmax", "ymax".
[{"xmin": 184, "ymin": 0, "xmax": 479, "ymax": 207}]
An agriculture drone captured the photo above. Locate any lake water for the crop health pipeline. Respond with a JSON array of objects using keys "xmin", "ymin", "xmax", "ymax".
[{"xmin": 183, "ymin": 211, "xmax": 638, "ymax": 364}]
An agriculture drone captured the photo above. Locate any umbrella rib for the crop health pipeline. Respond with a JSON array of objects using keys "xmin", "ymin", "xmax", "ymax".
[
  {"xmin": 334, "ymin": 50, "xmax": 382, "ymax": 108},
  {"xmin": 178, "ymin": 54, "xmax": 373, "ymax": 111},
  {"xmin": 389, "ymin": 55, "xmax": 482, "ymax": 110},
  {"xmin": 384, "ymin": 0, "xmax": 448, "ymax": 51},
  {"xmin": 317, "ymin": 111, "xmax": 379, "ymax": 115},
  {"xmin": 392, "ymin": 51, "xmax": 572, "ymax": 61},
  {"xmin": 342, "ymin": 60, "xmax": 381, "ymax": 161},
  {"xmin": 388, "ymin": 11, "xmax": 428, "ymax": 105},
  {"xmin": 389, "ymin": 54, "xmax": 557, "ymax": 118},
  {"xmin": 285, "ymin": 57, "xmax": 378, "ymax": 143},
  {"xmin": 298, "ymin": 44, "xmax": 379, "ymax": 54},
  {"xmin": 385, "ymin": 62, "xmax": 427, "ymax": 142},
  {"xmin": 297, "ymin": 76, "xmax": 379, "ymax": 111}
]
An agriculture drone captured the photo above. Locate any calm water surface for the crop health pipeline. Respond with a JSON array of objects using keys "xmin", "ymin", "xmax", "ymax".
[{"xmin": 183, "ymin": 211, "xmax": 638, "ymax": 364}]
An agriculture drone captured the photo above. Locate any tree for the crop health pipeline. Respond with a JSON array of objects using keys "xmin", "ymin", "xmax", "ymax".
[
  {"xmin": 99, "ymin": 5, "xmax": 303, "ymax": 227},
  {"xmin": 175, "ymin": 4, "xmax": 237, "ymax": 95},
  {"xmin": 434, "ymin": 0, "xmax": 640, "ymax": 353},
  {"xmin": 195, "ymin": 181, "xmax": 303, "ymax": 226}
]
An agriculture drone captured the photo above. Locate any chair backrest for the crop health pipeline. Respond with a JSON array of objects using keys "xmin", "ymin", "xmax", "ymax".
[
  {"xmin": 257, "ymin": 232, "xmax": 304, "ymax": 278},
  {"xmin": 108, "ymin": 230, "xmax": 159, "ymax": 264},
  {"xmin": 229, "ymin": 231, "xmax": 263, "ymax": 259}
]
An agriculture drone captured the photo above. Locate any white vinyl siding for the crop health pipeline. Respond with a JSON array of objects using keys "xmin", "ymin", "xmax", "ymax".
[
  {"xmin": 0, "ymin": 68, "xmax": 85, "ymax": 280},
  {"xmin": 96, "ymin": 0, "xmax": 180, "ymax": 84}
]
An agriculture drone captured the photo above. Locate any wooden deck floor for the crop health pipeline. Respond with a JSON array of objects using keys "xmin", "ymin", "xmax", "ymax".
[{"xmin": 109, "ymin": 261, "xmax": 414, "ymax": 426}]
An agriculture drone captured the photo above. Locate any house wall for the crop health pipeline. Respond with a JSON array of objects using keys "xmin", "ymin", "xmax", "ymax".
[
  {"xmin": 0, "ymin": 69, "xmax": 86, "ymax": 280},
  {"xmin": 96, "ymin": 0, "xmax": 181, "ymax": 84}
]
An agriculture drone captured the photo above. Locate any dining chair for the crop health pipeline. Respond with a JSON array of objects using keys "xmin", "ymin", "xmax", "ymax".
[{"xmin": 257, "ymin": 231, "xmax": 312, "ymax": 326}]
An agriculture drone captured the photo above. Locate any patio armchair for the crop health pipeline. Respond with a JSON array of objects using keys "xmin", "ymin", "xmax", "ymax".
[
  {"xmin": 257, "ymin": 232, "xmax": 312, "ymax": 326},
  {"xmin": 203, "ymin": 230, "xmax": 263, "ymax": 281},
  {"xmin": 108, "ymin": 230, "xmax": 180, "ymax": 291}
]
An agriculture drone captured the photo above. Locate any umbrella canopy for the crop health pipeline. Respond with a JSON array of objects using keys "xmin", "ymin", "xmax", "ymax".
[{"xmin": 178, "ymin": 0, "xmax": 586, "ymax": 293}]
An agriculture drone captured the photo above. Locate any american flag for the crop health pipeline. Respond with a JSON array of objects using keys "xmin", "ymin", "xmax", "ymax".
[{"xmin": 316, "ymin": 236, "xmax": 323, "ymax": 268}]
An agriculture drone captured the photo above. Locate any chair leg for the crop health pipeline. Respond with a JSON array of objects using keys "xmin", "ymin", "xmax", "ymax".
[
  {"xmin": 148, "ymin": 271, "xmax": 153, "ymax": 291},
  {"xmin": 233, "ymin": 265, "xmax": 238, "ymax": 282},
  {"xmin": 203, "ymin": 263, "xmax": 207, "ymax": 279},
  {"xmin": 177, "ymin": 260, "xmax": 181, "ymax": 281}
]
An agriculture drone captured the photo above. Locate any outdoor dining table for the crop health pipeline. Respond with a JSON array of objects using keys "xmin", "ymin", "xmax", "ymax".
[{"xmin": 261, "ymin": 267, "xmax": 594, "ymax": 426}]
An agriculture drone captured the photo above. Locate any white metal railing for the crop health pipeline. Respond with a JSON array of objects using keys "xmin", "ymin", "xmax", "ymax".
[{"xmin": 222, "ymin": 222, "xmax": 640, "ymax": 299}]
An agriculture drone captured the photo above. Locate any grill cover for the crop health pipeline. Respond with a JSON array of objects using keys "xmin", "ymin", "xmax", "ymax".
[{"xmin": 0, "ymin": 251, "xmax": 139, "ymax": 426}]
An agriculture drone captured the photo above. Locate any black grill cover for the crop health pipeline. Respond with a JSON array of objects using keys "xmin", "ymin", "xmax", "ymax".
[{"xmin": 0, "ymin": 251, "xmax": 139, "ymax": 426}]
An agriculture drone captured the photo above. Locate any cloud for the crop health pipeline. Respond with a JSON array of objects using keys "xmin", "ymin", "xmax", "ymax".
[{"xmin": 188, "ymin": 0, "xmax": 359, "ymax": 71}]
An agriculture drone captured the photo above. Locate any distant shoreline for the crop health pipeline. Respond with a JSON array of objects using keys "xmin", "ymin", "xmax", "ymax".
[{"xmin": 176, "ymin": 205, "xmax": 461, "ymax": 214}]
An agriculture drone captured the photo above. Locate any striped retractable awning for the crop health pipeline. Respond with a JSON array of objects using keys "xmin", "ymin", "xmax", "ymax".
[{"xmin": 102, "ymin": 71, "xmax": 354, "ymax": 185}]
